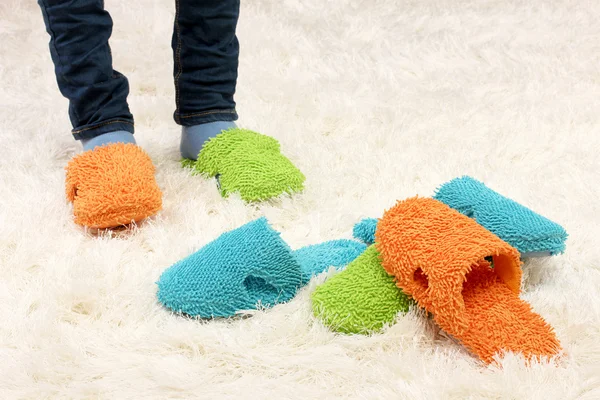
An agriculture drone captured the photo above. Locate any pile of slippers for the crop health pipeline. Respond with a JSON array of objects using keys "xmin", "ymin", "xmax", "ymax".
[
  {"xmin": 313, "ymin": 176, "xmax": 567, "ymax": 363},
  {"xmin": 156, "ymin": 176, "xmax": 568, "ymax": 364}
]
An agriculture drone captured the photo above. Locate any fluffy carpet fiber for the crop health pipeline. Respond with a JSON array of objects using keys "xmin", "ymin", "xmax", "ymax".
[{"xmin": 1, "ymin": 0, "xmax": 599, "ymax": 398}]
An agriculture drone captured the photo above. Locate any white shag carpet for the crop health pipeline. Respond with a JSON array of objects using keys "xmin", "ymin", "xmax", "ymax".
[{"xmin": 1, "ymin": 0, "xmax": 600, "ymax": 398}]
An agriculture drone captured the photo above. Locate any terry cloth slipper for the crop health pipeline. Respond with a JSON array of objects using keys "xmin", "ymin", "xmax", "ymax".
[
  {"xmin": 157, "ymin": 218, "xmax": 364, "ymax": 318},
  {"xmin": 184, "ymin": 128, "xmax": 305, "ymax": 202},
  {"xmin": 353, "ymin": 218, "xmax": 378, "ymax": 245},
  {"xmin": 376, "ymin": 197, "xmax": 561, "ymax": 363},
  {"xmin": 65, "ymin": 143, "xmax": 162, "ymax": 228},
  {"xmin": 292, "ymin": 240, "xmax": 367, "ymax": 285},
  {"xmin": 352, "ymin": 177, "xmax": 567, "ymax": 257},
  {"xmin": 311, "ymin": 245, "xmax": 412, "ymax": 334},
  {"xmin": 433, "ymin": 176, "xmax": 567, "ymax": 256}
]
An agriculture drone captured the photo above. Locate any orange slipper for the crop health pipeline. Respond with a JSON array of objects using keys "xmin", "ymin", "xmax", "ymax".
[
  {"xmin": 65, "ymin": 143, "xmax": 162, "ymax": 229},
  {"xmin": 376, "ymin": 197, "xmax": 561, "ymax": 363}
]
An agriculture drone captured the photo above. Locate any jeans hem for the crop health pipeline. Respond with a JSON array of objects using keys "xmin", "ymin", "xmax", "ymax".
[
  {"xmin": 72, "ymin": 118, "xmax": 135, "ymax": 140},
  {"xmin": 174, "ymin": 109, "xmax": 238, "ymax": 127}
]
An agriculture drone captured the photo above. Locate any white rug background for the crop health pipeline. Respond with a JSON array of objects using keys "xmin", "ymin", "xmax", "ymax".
[{"xmin": 1, "ymin": 0, "xmax": 599, "ymax": 398}]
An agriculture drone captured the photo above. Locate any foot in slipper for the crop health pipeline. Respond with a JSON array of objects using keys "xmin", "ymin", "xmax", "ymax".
[
  {"xmin": 312, "ymin": 245, "xmax": 412, "ymax": 334},
  {"xmin": 157, "ymin": 218, "xmax": 364, "ymax": 318},
  {"xmin": 65, "ymin": 143, "xmax": 162, "ymax": 228},
  {"xmin": 183, "ymin": 128, "xmax": 305, "ymax": 202},
  {"xmin": 376, "ymin": 197, "xmax": 561, "ymax": 363}
]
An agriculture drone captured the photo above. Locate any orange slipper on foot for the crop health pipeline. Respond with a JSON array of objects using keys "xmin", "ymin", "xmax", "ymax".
[
  {"xmin": 376, "ymin": 197, "xmax": 561, "ymax": 363},
  {"xmin": 65, "ymin": 143, "xmax": 162, "ymax": 229}
]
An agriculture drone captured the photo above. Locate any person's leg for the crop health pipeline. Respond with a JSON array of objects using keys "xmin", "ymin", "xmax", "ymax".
[
  {"xmin": 38, "ymin": 0, "xmax": 135, "ymax": 149},
  {"xmin": 173, "ymin": 0, "xmax": 304, "ymax": 201},
  {"xmin": 173, "ymin": 0, "xmax": 240, "ymax": 159},
  {"xmin": 38, "ymin": 0, "xmax": 162, "ymax": 228}
]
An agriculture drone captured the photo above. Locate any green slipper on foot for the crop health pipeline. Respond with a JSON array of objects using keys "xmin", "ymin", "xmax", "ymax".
[
  {"xmin": 185, "ymin": 128, "xmax": 305, "ymax": 202},
  {"xmin": 311, "ymin": 245, "xmax": 412, "ymax": 334}
]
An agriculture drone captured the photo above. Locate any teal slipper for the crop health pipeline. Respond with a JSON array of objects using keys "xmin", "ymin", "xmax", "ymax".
[
  {"xmin": 433, "ymin": 176, "xmax": 567, "ymax": 256},
  {"xmin": 157, "ymin": 218, "xmax": 364, "ymax": 318},
  {"xmin": 293, "ymin": 239, "xmax": 367, "ymax": 285},
  {"xmin": 352, "ymin": 177, "xmax": 567, "ymax": 257}
]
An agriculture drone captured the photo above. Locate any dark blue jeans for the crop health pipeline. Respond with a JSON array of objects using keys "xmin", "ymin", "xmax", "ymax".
[{"xmin": 38, "ymin": 0, "xmax": 240, "ymax": 140}]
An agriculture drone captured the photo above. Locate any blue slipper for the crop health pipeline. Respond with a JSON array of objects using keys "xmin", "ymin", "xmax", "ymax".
[
  {"xmin": 433, "ymin": 176, "xmax": 567, "ymax": 256},
  {"xmin": 352, "ymin": 177, "xmax": 567, "ymax": 257},
  {"xmin": 293, "ymin": 239, "xmax": 366, "ymax": 285},
  {"xmin": 353, "ymin": 218, "xmax": 378, "ymax": 245},
  {"xmin": 157, "ymin": 218, "xmax": 365, "ymax": 318}
]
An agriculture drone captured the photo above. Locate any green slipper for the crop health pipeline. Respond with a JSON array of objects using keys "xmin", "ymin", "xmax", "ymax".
[
  {"xmin": 311, "ymin": 245, "xmax": 412, "ymax": 334},
  {"xmin": 184, "ymin": 128, "xmax": 305, "ymax": 202}
]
